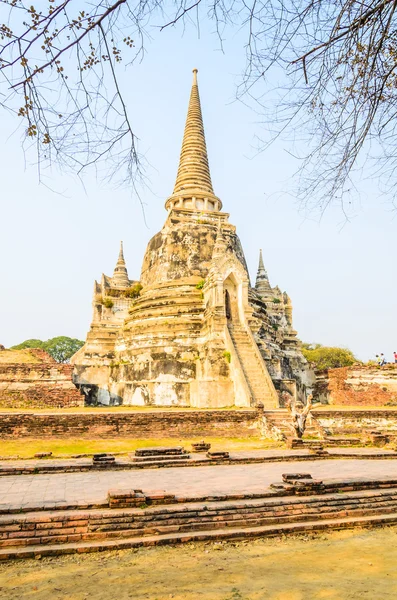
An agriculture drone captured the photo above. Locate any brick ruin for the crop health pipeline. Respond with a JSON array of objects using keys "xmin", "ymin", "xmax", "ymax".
[
  {"xmin": 0, "ymin": 408, "xmax": 258, "ymax": 439},
  {"xmin": 315, "ymin": 364, "xmax": 397, "ymax": 407},
  {"xmin": 0, "ymin": 348, "xmax": 83, "ymax": 409}
]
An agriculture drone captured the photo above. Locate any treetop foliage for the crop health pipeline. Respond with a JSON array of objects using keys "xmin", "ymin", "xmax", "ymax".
[
  {"xmin": 11, "ymin": 336, "xmax": 84, "ymax": 363},
  {"xmin": 301, "ymin": 343, "xmax": 358, "ymax": 370}
]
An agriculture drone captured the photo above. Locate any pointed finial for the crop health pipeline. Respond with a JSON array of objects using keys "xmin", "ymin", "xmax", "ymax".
[
  {"xmin": 255, "ymin": 248, "xmax": 271, "ymax": 296},
  {"xmin": 165, "ymin": 69, "xmax": 222, "ymax": 213},
  {"xmin": 259, "ymin": 249, "xmax": 265, "ymax": 271},
  {"xmin": 112, "ymin": 241, "xmax": 129, "ymax": 288}
]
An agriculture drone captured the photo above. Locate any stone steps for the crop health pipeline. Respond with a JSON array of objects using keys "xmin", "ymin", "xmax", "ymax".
[
  {"xmin": 2, "ymin": 511, "xmax": 397, "ymax": 560},
  {"xmin": 229, "ymin": 323, "xmax": 275, "ymax": 404},
  {"xmin": 1, "ymin": 488, "xmax": 397, "ymax": 559}
]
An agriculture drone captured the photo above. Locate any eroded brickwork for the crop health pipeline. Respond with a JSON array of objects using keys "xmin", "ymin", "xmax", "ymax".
[
  {"xmin": 0, "ymin": 409, "xmax": 258, "ymax": 439},
  {"xmin": 315, "ymin": 365, "xmax": 397, "ymax": 407},
  {"xmin": 0, "ymin": 349, "xmax": 83, "ymax": 409}
]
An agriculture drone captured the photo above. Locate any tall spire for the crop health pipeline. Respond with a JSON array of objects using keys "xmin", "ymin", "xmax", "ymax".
[
  {"xmin": 255, "ymin": 249, "xmax": 271, "ymax": 297},
  {"xmin": 112, "ymin": 241, "xmax": 129, "ymax": 288},
  {"xmin": 165, "ymin": 69, "xmax": 222, "ymax": 213}
]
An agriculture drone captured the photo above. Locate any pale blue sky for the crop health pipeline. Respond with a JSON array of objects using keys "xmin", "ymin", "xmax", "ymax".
[{"xmin": 0, "ymin": 17, "xmax": 395, "ymax": 361}]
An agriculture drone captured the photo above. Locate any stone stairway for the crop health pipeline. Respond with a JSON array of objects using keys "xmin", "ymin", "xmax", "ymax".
[
  {"xmin": 228, "ymin": 323, "xmax": 276, "ymax": 407},
  {"xmin": 2, "ymin": 484, "xmax": 397, "ymax": 560}
]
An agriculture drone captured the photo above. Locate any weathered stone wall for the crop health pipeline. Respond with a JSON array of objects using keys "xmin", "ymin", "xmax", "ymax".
[
  {"xmin": 314, "ymin": 365, "xmax": 397, "ymax": 407},
  {"xmin": 313, "ymin": 408, "xmax": 397, "ymax": 437},
  {"xmin": 0, "ymin": 349, "xmax": 83, "ymax": 409},
  {"xmin": 0, "ymin": 409, "xmax": 259, "ymax": 439}
]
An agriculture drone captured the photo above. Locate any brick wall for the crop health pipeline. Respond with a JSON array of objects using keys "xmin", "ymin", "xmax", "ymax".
[
  {"xmin": 314, "ymin": 365, "xmax": 397, "ymax": 407},
  {"xmin": 0, "ymin": 409, "xmax": 259, "ymax": 439},
  {"xmin": 0, "ymin": 350, "xmax": 83, "ymax": 409}
]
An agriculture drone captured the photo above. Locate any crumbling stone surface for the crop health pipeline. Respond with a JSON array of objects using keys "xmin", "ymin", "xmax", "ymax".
[
  {"xmin": 0, "ymin": 349, "xmax": 83, "ymax": 408},
  {"xmin": 313, "ymin": 408, "xmax": 397, "ymax": 438}
]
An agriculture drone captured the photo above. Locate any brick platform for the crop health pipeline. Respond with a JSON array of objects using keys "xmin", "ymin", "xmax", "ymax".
[{"xmin": 2, "ymin": 477, "xmax": 397, "ymax": 560}]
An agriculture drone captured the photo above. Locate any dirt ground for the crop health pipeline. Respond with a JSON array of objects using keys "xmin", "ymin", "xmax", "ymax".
[{"xmin": 0, "ymin": 528, "xmax": 396, "ymax": 599}]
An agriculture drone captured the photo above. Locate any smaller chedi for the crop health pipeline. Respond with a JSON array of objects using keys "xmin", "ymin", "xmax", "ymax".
[{"xmin": 72, "ymin": 70, "xmax": 311, "ymax": 408}]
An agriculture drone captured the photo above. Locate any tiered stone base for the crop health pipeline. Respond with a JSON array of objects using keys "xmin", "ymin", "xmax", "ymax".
[{"xmin": 2, "ymin": 478, "xmax": 397, "ymax": 560}]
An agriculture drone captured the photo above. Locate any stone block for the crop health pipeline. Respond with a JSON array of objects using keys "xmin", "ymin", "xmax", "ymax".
[
  {"xmin": 286, "ymin": 438, "xmax": 304, "ymax": 449},
  {"xmin": 206, "ymin": 451, "xmax": 230, "ymax": 459},
  {"xmin": 135, "ymin": 447, "xmax": 186, "ymax": 457},
  {"xmin": 282, "ymin": 473, "xmax": 313, "ymax": 482},
  {"xmin": 93, "ymin": 454, "xmax": 116, "ymax": 465},
  {"xmin": 108, "ymin": 489, "xmax": 146, "ymax": 508},
  {"xmin": 191, "ymin": 441, "xmax": 211, "ymax": 452}
]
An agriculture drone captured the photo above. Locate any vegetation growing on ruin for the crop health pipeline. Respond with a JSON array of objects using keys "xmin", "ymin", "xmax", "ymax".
[
  {"xmin": 272, "ymin": 298, "xmax": 281, "ymax": 304},
  {"xmin": 102, "ymin": 298, "xmax": 114, "ymax": 309},
  {"xmin": 106, "ymin": 288, "xmax": 122, "ymax": 298},
  {"xmin": 302, "ymin": 343, "xmax": 358, "ymax": 370},
  {"xmin": 124, "ymin": 283, "xmax": 143, "ymax": 298},
  {"xmin": 223, "ymin": 351, "xmax": 231, "ymax": 363},
  {"xmin": 195, "ymin": 279, "xmax": 205, "ymax": 290}
]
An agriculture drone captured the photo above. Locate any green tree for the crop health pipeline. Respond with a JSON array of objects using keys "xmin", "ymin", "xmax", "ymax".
[
  {"xmin": 43, "ymin": 337, "xmax": 84, "ymax": 363},
  {"xmin": 11, "ymin": 339, "xmax": 46, "ymax": 350},
  {"xmin": 301, "ymin": 343, "xmax": 358, "ymax": 370},
  {"xmin": 11, "ymin": 336, "xmax": 84, "ymax": 363}
]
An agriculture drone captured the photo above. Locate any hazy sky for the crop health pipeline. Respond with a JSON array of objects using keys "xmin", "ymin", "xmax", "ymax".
[{"xmin": 1, "ymin": 15, "xmax": 395, "ymax": 361}]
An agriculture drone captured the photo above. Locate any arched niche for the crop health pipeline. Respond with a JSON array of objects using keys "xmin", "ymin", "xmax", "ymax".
[{"xmin": 224, "ymin": 274, "xmax": 240, "ymax": 324}]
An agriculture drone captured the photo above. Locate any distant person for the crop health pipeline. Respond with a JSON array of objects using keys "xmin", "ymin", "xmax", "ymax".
[
  {"xmin": 394, "ymin": 351, "xmax": 397, "ymax": 364},
  {"xmin": 380, "ymin": 353, "xmax": 386, "ymax": 366},
  {"xmin": 376, "ymin": 354, "xmax": 381, "ymax": 365}
]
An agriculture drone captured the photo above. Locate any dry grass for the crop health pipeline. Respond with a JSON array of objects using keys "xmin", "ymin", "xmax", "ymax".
[
  {"xmin": 0, "ymin": 405, "xmax": 254, "ymax": 413},
  {"xmin": 0, "ymin": 527, "xmax": 396, "ymax": 599},
  {"xmin": 0, "ymin": 349, "xmax": 42, "ymax": 364},
  {"xmin": 0, "ymin": 436, "xmax": 283, "ymax": 458}
]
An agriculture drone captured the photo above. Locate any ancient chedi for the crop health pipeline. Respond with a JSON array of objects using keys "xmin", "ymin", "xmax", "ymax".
[{"xmin": 72, "ymin": 70, "xmax": 310, "ymax": 408}]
